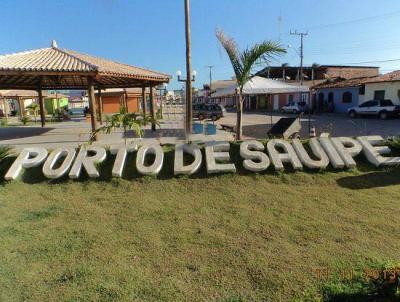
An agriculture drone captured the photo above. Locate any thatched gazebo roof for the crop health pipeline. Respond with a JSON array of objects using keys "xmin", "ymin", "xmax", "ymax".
[
  {"xmin": 0, "ymin": 41, "xmax": 170, "ymax": 135},
  {"xmin": 0, "ymin": 40, "xmax": 171, "ymax": 90}
]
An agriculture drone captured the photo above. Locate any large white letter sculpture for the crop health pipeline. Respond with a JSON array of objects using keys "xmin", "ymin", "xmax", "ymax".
[
  {"xmin": 267, "ymin": 139, "xmax": 302, "ymax": 170},
  {"xmin": 357, "ymin": 135, "xmax": 400, "ymax": 167},
  {"xmin": 240, "ymin": 140, "xmax": 270, "ymax": 172},
  {"xmin": 319, "ymin": 137, "xmax": 345, "ymax": 169},
  {"xmin": 292, "ymin": 138, "xmax": 329, "ymax": 169},
  {"xmin": 69, "ymin": 146, "xmax": 107, "ymax": 179},
  {"xmin": 110, "ymin": 144, "xmax": 138, "ymax": 177},
  {"xmin": 174, "ymin": 143, "xmax": 202, "ymax": 175},
  {"xmin": 331, "ymin": 137, "xmax": 362, "ymax": 168},
  {"xmin": 43, "ymin": 147, "xmax": 76, "ymax": 179},
  {"xmin": 5, "ymin": 147, "xmax": 48, "ymax": 180},
  {"xmin": 205, "ymin": 142, "xmax": 236, "ymax": 174},
  {"xmin": 136, "ymin": 144, "xmax": 164, "ymax": 175}
]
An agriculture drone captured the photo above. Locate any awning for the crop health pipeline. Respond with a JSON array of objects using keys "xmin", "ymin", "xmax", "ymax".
[{"xmin": 212, "ymin": 76, "xmax": 309, "ymax": 97}]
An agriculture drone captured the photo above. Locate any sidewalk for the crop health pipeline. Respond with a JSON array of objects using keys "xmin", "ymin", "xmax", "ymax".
[{"xmin": 0, "ymin": 118, "xmax": 234, "ymax": 151}]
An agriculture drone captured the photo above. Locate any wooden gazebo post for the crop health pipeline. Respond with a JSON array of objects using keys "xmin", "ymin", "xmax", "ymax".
[
  {"xmin": 2, "ymin": 98, "xmax": 8, "ymax": 123},
  {"xmin": 37, "ymin": 85, "xmax": 46, "ymax": 127},
  {"xmin": 88, "ymin": 79, "xmax": 98, "ymax": 140},
  {"xmin": 97, "ymin": 88, "xmax": 103, "ymax": 125},
  {"xmin": 149, "ymin": 84, "xmax": 156, "ymax": 131},
  {"xmin": 17, "ymin": 97, "xmax": 24, "ymax": 118},
  {"xmin": 141, "ymin": 87, "xmax": 147, "ymax": 116}
]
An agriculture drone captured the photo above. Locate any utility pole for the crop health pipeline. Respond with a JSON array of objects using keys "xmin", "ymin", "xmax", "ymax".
[
  {"xmin": 205, "ymin": 65, "xmax": 214, "ymax": 97},
  {"xmin": 184, "ymin": 0, "xmax": 193, "ymax": 137},
  {"xmin": 290, "ymin": 30, "xmax": 308, "ymax": 85}
]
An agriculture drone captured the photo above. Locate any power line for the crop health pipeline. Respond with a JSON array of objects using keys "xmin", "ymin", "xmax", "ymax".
[
  {"xmin": 342, "ymin": 58, "xmax": 400, "ymax": 65},
  {"xmin": 299, "ymin": 9, "xmax": 400, "ymax": 31}
]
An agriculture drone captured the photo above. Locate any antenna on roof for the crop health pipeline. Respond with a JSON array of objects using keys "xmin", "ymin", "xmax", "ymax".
[{"xmin": 51, "ymin": 40, "xmax": 58, "ymax": 48}]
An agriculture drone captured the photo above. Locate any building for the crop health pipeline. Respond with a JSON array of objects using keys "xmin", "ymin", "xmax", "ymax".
[
  {"xmin": 95, "ymin": 88, "xmax": 156, "ymax": 114},
  {"xmin": 312, "ymin": 77, "xmax": 370, "ymax": 113},
  {"xmin": 257, "ymin": 65, "xmax": 379, "ymax": 81},
  {"xmin": 44, "ymin": 93, "xmax": 69, "ymax": 114},
  {"xmin": 312, "ymin": 70, "xmax": 400, "ymax": 113},
  {"xmin": 0, "ymin": 90, "xmax": 68, "ymax": 117},
  {"xmin": 363, "ymin": 70, "xmax": 400, "ymax": 103},
  {"xmin": 212, "ymin": 76, "xmax": 309, "ymax": 111},
  {"xmin": 68, "ymin": 97, "xmax": 88, "ymax": 109}
]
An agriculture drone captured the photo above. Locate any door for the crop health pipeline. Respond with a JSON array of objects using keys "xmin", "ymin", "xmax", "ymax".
[
  {"xmin": 250, "ymin": 95, "xmax": 257, "ymax": 110},
  {"xmin": 273, "ymin": 95, "xmax": 279, "ymax": 111}
]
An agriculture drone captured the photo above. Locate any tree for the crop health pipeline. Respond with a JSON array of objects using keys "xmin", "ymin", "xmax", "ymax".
[
  {"xmin": 90, "ymin": 107, "xmax": 159, "ymax": 145},
  {"xmin": 216, "ymin": 30, "xmax": 286, "ymax": 140}
]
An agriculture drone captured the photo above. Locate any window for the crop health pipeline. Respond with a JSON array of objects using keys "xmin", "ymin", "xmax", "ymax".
[
  {"xmin": 374, "ymin": 90, "xmax": 385, "ymax": 100},
  {"xmin": 342, "ymin": 91, "xmax": 352, "ymax": 103},
  {"xmin": 380, "ymin": 99, "xmax": 394, "ymax": 107},
  {"xmin": 361, "ymin": 100, "xmax": 379, "ymax": 107},
  {"xmin": 359, "ymin": 85, "xmax": 365, "ymax": 95}
]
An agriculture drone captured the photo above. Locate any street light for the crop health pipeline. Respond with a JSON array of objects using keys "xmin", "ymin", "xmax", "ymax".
[{"xmin": 176, "ymin": 70, "xmax": 197, "ymax": 82}]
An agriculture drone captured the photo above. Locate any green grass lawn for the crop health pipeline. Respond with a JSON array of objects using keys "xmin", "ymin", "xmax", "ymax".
[{"xmin": 0, "ymin": 147, "xmax": 399, "ymax": 301}]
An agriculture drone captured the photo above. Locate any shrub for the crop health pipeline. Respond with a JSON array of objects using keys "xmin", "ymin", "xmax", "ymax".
[{"xmin": 20, "ymin": 116, "xmax": 31, "ymax": 125}]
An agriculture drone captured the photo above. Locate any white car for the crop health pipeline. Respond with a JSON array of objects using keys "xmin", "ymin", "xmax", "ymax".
[
  {"xmin": 281, "ymin": 102, "xmax": 307, "ymax": 114},
  {"xmin": 347, "ymin": 99, "xmax": 400, "ymax": 120}
]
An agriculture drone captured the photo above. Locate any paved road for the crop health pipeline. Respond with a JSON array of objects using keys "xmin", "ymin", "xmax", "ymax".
[
  {"xmin": 217, "ymin": 112, "xmax": 400, "ymax": 139},
  {"xmin": 1, "ymin": 111, "xmax": 399, "ymax": 150}
]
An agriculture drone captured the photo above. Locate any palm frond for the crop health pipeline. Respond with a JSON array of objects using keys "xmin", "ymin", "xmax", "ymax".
[
  {"xmin": 216, "ymin": 29, "xmax": 243, "ymax": 82},
  {"xmin": 0, "ymin": 145, "xmax": 13, "ymax": 162},
  {"xmin": 240, "ymin": 41, "xmax": 286, "ymax": 85}
]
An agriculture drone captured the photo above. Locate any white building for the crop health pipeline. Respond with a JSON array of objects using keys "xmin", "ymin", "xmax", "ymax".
[{"xmin": 363, "ymin": 71, "xmax": 400, "ymax": 104}]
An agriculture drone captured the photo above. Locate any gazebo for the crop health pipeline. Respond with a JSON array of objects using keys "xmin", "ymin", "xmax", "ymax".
[{"xmin": 0, "ymin": 40, "xmax": 171, "ymax": 139}]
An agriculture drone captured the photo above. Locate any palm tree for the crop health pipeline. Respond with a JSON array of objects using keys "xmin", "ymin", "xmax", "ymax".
[
  {"xmin": 216, "ymin": 30, "xmax": 286, "ymax": 140},
  {"xmin": 29, "ymin": 102, "xmax": 40, "ymax": 123}
]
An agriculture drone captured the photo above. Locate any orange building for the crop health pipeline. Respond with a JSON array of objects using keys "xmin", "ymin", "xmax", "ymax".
[{"xmin": 95, "ymin": 88, "xmax": 151, "ymax": 114}]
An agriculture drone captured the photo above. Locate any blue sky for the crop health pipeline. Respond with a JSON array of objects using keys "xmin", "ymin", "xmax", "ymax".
[{"xmin": 1, "ymin": 0, "xmax": 400, "ymax": 90}]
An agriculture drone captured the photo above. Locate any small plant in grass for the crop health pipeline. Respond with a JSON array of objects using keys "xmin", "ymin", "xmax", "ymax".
[
  {"xmin": 0, "ymin": 145, "xmax": 13, "ymax": 163},
  {"xmin": 90, "ymin": 107, "xmax": 159, "ymax": 144},
  {"xmin": 0, "ymin": 118, "xmax": 8, "ymax": 127},
  {"xmin": 20, "ymin": 116, "xmax": 31, "ymax": 125}
]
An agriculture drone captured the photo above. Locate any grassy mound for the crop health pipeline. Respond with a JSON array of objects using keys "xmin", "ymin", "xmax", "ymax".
[{"xmin": 0, "ymin": 144, "xmax": 399, "ymax": 301}]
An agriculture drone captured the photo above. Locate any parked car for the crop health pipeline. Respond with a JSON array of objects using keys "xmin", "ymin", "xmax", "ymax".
[
  {"xmin": 193, "ymin": 104, "xmax": 226, "ymax": 120},
  {"xmin": 281, "ymin": 101, "xmax": 308, "ymax": 114},
  {"xmin": 68, "ymin": 108, "xmax": 85, "ymax": 117},
  {"xmin": 347, "ymin": 99, "xmax": 400, "ymax": 120}
]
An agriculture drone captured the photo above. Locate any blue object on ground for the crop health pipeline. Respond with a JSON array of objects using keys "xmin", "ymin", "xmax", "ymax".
[
  {"xmin": 206, "ymin": 123, "xmax": 217, "ymax": 135},
  {"xmin": 192, "ymin": 123, "xmax": 203, "ymax": 134}
]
